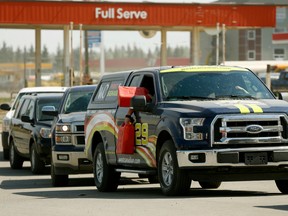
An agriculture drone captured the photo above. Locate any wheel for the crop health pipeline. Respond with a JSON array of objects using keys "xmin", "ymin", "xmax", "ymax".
[
  {"xmin": 9, "ymin": 140, "xmax": 24, "ymax": 169},
  {"xmin": 3, "ymin": 148, "xmax": 9, "ymax": 160},
  {"xmin": 199, "ymin": 181, "xmax": 222, "ymax": 189},
  {"xmin": 30, "ymin": 142, "xmax": 45, "ymax": 174},
  {"xmin": 275, "ymin": 180, "xmax": 288, "ymax": 194},
  {"xmin": 158, "ymin": 140, "xmax": 191, "ymax": 196},
  {"xmin": 51, "ymin": 164, "xmax": 69, "ymax": 187},
  {"xmin": 93, "ymin": 142, "xmax": 120, "ymax": 192}
]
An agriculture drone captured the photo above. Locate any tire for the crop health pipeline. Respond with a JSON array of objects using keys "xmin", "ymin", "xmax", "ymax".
[
  {"xmin": 30, "ymin": 142, "xmax": 45, "ymax": 174},
  {"xmin": 199, "ymin": 181, "xmax": 222, "ymax": 189},
  {"xmin": 9, "ymin": 140, "xmax": 24, "ymax": 169},
  {"xmin": 158, "ymin": 140, "xmax": 191, "ymax": 196},
  {"xmin": 93, "ymin": 142, "xmax": 120, "ymax": 192},
  {"xmin": 51, "ymin": 164, "xmax": 69, "ymax": 187},
  {"xmin": 3, "ymin": 148, "xmax": 9, "ymax": 160},
  {"xmin": 275, "ymin": 180, "xmax": 288, "ymax": 194}
]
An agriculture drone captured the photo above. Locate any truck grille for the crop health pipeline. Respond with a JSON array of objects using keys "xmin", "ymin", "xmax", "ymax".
[
  {"xmin": 72, "ymin": 123, "xmax": 85, "ymax": 146},
  {"xmin": 212, "ymin": 114, "xmax": 288, "ymax": 147}
]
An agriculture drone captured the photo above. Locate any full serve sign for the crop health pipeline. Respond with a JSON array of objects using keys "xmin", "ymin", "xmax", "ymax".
[{"xmin": 95, "ymin": 7, "xmax": 148, "ymax": 19}]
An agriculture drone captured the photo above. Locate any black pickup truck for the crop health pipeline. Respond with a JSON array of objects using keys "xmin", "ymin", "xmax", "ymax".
[
  {"xmin": 43, "ymin": 85, "xmax": 96, "ymax": 186},
  {"xmin": 84, "ymin": 65, "xmax": 288, "ymax": 196}
]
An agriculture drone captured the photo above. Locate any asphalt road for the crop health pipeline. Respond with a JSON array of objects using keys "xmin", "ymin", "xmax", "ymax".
[{"xmin": 0, "ymin": 135, "xmax": 288, "ymax": 216}]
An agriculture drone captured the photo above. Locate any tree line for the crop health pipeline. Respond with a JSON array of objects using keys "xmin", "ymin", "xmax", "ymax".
[{"xmin": 0, "ymin": 41, "xmax": 190, "ymax": 71}]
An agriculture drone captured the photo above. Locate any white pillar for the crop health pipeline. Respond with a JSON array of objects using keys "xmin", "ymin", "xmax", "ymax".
[
  {"xmin": 79, "ymin": 24, "xmax": 83, "ymax": 85},
  {"xmin": 160, "ymin": 29, "xmax": 167, "ymax": 66},
  {"xmin": 192, "ymin": 27, "xmax": 200, "ymax": 65},
  {"xmin": 100, "ymin": 31, "xmax": 105, "ymax": 76},
  {"xmin": 63, "ymin": 25, "xmax": 70, "ymax": 87},
  {"xmin": 216, "ymin": 22, "xmax": 220, "ymax": 65},
  {"xmin": 35, "ymin": 28, "xmax": 41, "ymax": 86}
]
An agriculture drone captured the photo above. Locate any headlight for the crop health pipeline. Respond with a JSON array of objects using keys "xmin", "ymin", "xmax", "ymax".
[
  {"xmin": 56, "ymin": 124, "xmax": 71, "ymax": 133},
  {"xmin": 55, "ymin": 135, "xmax": 72, "ymax": 144},
  {"xmin": 180, "ymin": 118, "xmax": 205, "ymax": 140},
  {"xmin": 40, "ymin": 128, "xmax": 51, "ymax": 138}
]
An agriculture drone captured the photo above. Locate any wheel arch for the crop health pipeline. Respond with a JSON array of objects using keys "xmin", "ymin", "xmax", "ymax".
[
  {"xmin": 91, "ymin": 131, "xmax": 104, "ymax": 158},
  {"xmin": 156, "ymin": 130, "xmax": 173, "ymax": 165}
]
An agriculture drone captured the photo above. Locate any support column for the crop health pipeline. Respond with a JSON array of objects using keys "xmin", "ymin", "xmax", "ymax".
[
  {"xmin": 63, "ymin": 25, "xmax": 70, "ymax": 86},
  {"xmin": 160, "ymin": 29, "xmax": 167, "ymax": 66},
  {"xmin": 192, "ymin": 27, "xmax": 200, "ymax": 65},
  {"xmin": 35, "ymin": 28, "xmax": 41, "ymax": 86}
]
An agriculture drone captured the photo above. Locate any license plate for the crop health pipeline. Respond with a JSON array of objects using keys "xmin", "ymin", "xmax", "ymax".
[{"xmin": 245, "ymin": 152, "xmax": 268, "ymax": 165}]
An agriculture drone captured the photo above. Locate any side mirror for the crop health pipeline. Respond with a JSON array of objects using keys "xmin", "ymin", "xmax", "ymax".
[
  {"xmin": 21, "ymin": 115, "xmax": 34, "ymax": 124},
  {"xmin": 130, "ymin": 95, "xmax": 147, "ymax": 111},
  {"xmin": 42, "ymin": 106, "xmax": 58, "ymax": 116},
  {"xmin": 274, "ymin": 92, "xmax": 283, "ymax": 100},
  {"xmin": 0, "ymin": 103, "xmax": 11, "ymax": 111}
]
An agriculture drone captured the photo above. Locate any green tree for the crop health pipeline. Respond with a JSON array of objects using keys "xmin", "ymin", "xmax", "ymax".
[
  {"xmin": 53, "ymin": 45, "xmax": 63, "ymax": 72},
  {"xmin": 15, "ymin": 47, "xmax": 22, "ymax": 62},
  {"xmin": 42, "ymin": 45, "xmax": 49, "ymax": 62}
]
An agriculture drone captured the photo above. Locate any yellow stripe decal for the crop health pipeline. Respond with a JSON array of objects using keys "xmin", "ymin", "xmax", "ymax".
[
  {"xmin": 234, "ymin": 104, "xmax": 250, "ymax": 113},
  {"xmin": 160, "ymin": 66, "xmax": 247, "ymax": 73},
  {"xmin": 247, "ymin": 104, "xmax": 263, "ymax": 113}
]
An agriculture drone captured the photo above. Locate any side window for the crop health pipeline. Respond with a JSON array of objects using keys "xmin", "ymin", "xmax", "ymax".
[
  {"xmin": 26, "ymin": 100, "xmax": 35, "ymax": 119},
  {"xmin": 140, "ymin": 75, "xmax": 155, "ymax": 98},
  {"xmin": 95, "ymin": 81, "xmax": 110, "ymax": 101},
  {"xmin": 93, "ymin": 80, "xmax": 123, "ymax": 102},
  {"xmin": 16, "ymin": 99, "xmax": 30, "ymax": 119},
  {"xmin": 129, "ymin": 75, "xmax": 141, "ymax": 87},
  {"xmin": 106, "ymin": 81, "xmax": 122, "ymax": 102}
]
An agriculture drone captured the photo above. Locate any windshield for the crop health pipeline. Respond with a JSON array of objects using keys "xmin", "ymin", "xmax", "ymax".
[
  {"xmin": 160, "ymin": 70, "xmax": 274, "ymax": 101},
  {"xmin": 63, "ymin": 90, "xmax": 93, "ymax": 114}
]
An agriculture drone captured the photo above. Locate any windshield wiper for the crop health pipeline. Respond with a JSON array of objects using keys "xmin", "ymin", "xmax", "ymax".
[
  {"xmin": 166, "ymin": 96, "xmax": 215, "ymax": 101},
  {"xmin": 215, "ymin": 95, "xmax": 256, "ymax": 99}
]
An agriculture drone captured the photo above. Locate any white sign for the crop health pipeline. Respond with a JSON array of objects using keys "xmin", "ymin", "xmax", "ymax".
[{"xmin": 95, "ymin": 7, "xmax": 148, "ymax": 20}]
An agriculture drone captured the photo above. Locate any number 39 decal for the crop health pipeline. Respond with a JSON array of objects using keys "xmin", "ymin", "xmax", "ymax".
[{"xmin": 135, "ymin": 123, "xmax": 148, "ymax": 145}]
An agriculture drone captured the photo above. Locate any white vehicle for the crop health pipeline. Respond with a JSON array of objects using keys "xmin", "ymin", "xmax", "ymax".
[{"xmin": 0, "ymin": 86, "xmax": 67, "ymax": 160}]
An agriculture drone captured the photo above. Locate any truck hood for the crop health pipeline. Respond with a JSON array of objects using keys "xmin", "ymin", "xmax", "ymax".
[
  {"xmin": 162, "ymin": 99, "xmax": 288, "ymax": 116},
  {"xmin": 58, "ymin": 112, "xmax": 86, "ymax": 123}
]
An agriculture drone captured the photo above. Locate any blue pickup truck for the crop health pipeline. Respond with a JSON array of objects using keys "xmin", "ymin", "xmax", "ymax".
[{"xmin": 84, "ymin": 65, "xmax": 288, "ymax": 196}]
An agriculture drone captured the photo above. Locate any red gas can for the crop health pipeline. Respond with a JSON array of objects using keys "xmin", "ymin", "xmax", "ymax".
[
  {"xmin": 116, "ymin": 123, "xmax": 135, "ymax": 154},
  {"xmin": 118, "ymin": 86, "xmax": 149, "ymax": 107}
]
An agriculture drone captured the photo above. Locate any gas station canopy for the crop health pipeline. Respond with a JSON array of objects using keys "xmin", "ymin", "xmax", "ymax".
[{"xmin": 0, "ymin": 1, "xmax": 276, "ymax": 29}]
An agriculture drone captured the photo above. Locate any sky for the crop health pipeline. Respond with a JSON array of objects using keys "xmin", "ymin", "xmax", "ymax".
[{"xmin": 0, "ymin": 0, "xmax": 215, "ymax": 54}]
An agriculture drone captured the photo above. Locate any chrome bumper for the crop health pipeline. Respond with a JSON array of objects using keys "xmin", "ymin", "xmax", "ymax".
[
  {"xmin": 52, "ymin": 151, "xmax": 90, "ymax": 169},
  {"xmin": 177, "ymin": 146, "xmax": 288, "ymax": 168}
]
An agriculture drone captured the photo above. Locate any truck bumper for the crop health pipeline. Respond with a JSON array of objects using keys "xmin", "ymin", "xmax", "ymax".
[
  {"xmin": 52, "ymin": 150, "xmax": 92, "ymax": 175},
  {"xmin": 177, "ymin": 146, "xmax": 288, "ymax": 168}
]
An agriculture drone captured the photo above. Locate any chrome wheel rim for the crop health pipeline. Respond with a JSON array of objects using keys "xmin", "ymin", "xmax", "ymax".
[
  {"xmin": 31, "ymin": 148, "xmax": 35, "ymax": 170},
  {"xmin": 10, "ymin": 144, "xmax": 14, "ymax": 163},
  {"xmin": 96, "ymin": 152, "xmax": 103, "ymax": 183},
  {"xmin": 161, "ymin": 152, "xmax": 174, "ymax": 186}
]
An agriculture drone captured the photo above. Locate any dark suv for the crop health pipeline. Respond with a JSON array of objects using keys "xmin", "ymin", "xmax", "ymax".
[
  {"xmin": 9, "ymin": 94, "xmax": 63, "ymax": 174},
  {"xmin": 43, "ymin": 85, "xmax": 96, "ymax": 186}
]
